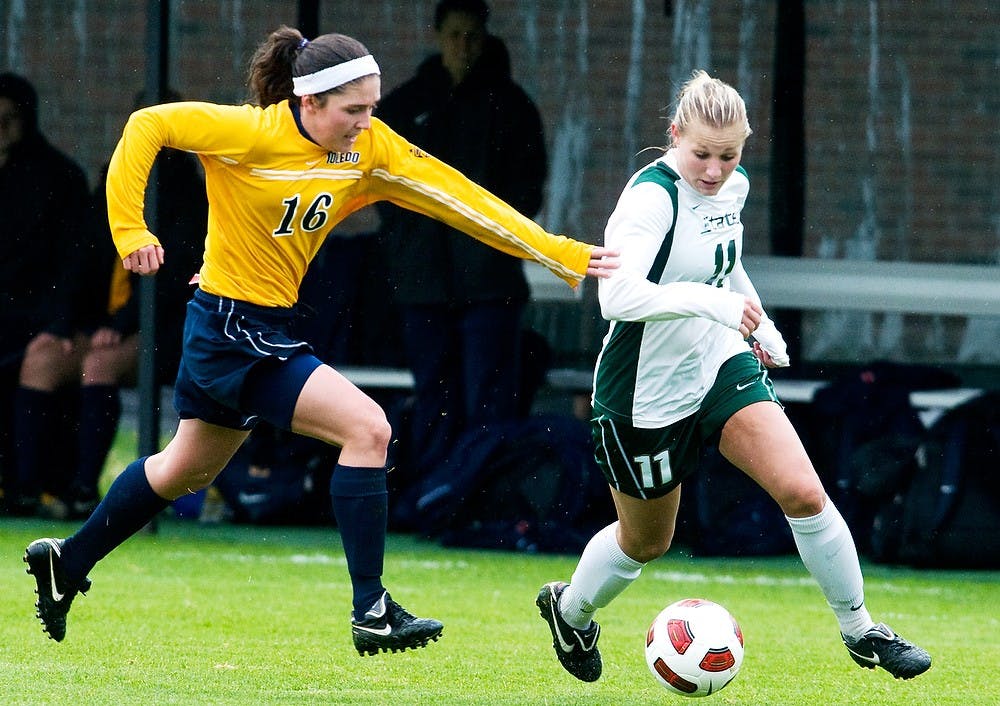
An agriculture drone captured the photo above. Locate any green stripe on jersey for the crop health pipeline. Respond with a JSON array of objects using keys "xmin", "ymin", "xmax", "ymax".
[
  {"xmin": 594, "ymin": 161, "xmax": 680, "ymax": 423},
  {"xmin": 593, "ymin": 319, "xmax": 645, "ymax": 422},
  {"xmin": 631, "ymin": 162, "xmax": 680, "ymax": 283}
]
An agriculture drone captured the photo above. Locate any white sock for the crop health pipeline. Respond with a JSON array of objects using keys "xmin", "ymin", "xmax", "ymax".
[
  {"xmin": 786, "ymin": 497, "xmax": 875, "ymax": 640},
  {"xmin": 559, "ymin": 523, "xmax": 644, "ymax": 630}
]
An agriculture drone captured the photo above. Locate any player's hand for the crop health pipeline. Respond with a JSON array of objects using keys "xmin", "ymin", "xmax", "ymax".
[
  {"xmin": 90, "ymin": 326, "xmax": 122, "ymax": 349},
  {"xmin": 738, "ymin": 297, "xmax": 762, "ymax": 339},
  {"xmin": 751, "ymin": 340, "xmax": 778, "ymax": 368},
  {"xmin": 123, "ymin": 244, "xmax": 165, "ymax": 276},
  {"xmin": 586, "ymin": 246, "xmax": 620, "ymax": 278}
]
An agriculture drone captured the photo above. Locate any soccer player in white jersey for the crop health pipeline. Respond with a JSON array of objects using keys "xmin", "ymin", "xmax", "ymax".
[
  {"xmin": 22, "ymin": 25, "xmax": 618, "ymax": 656},
  {"xmin": 536, "ymin": 70, "xmax": 931, "ymax": 683}
]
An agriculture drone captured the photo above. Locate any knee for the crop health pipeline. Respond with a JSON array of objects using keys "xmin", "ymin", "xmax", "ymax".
[
  {"xmin": 145, "ymin": 451, "xmax": 224, "ymax": 499},
  {"xmin": 781, "ymin": 483, "xmax": 827, "ymax": 518},
  {"xmin": 81, "ymin": 349, "xmax": 127, "ymax": 385},
  {"xmin": 344, "ymin": 408, "xmax": 392, "ymax": 456},
  {"xmin": 19, "ymin": 338, "xmax": 67, "ymax": 388},
  {"xmin": 620, "ymin": 532, "xmax": 672, "ymax": 564},
  {"xmin": 362, "ymin": 412, "xmax": 393, "ymax": 453}
]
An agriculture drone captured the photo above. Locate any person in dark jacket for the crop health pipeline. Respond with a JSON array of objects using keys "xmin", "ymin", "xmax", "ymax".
[
  {"xmin": 0, "ymin": 72, "xmax": 97, "ymax": 514},
  {"xmin": 376, "ymin": 0, "xmax": 549, "ymax": 488}
]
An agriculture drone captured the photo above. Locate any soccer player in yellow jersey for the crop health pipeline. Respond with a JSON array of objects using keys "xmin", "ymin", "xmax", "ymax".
[{"xmin": 24, "ymin": 26, "xmax": 618, "ymax": 655}]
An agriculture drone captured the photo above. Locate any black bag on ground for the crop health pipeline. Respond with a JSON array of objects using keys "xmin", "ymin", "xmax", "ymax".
[
  {"xmin": 412, "ymin": 415, "xmax": 616, "ymax": 554},
  {"xmin": 385, "ymin": 328, "xmax": 555, "ymax": 532},
  {"xmin": 806, "ymin": 362, "xmax": 958, "ymax": 553},
  {"xmin": 871, "ymin": 391, "xmax": 1000, "ymax": 568},
  {"xmin": 213, "ymin": 425, "xmax": 336, "ymax": 525},
  {"xmin": 676, "ymin": 445, "xmax": 795, "ymax": 557}
]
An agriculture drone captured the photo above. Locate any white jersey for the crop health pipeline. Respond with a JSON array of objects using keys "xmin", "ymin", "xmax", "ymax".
[{"xmin": 592, "ymin": 150, "xmax": 788, "ymax": 428}]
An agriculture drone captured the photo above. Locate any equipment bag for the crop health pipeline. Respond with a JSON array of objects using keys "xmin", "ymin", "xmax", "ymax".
[
  {"xmin": 677, "ymin": 445, "xmax": 795, "ymax": 557},
  {"xmin": 213, "ymin": 425, "xmax": 335, "ymax": 525},
  {"xmin": 412, "ymin": 414, "xmax": 616, "ymax": 554},
  {"xmin": 871, "ymin": 391, "xmax": 1000, "ymax": 568},
  {"xmin": 807, "ymin": 362, "xmax": 957, "ymax": 553}
]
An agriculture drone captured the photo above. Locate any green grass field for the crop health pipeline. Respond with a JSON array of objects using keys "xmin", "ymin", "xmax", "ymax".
[{"xmin": 1, "ymin": 516, "xmax": 997, "ymax": 705}]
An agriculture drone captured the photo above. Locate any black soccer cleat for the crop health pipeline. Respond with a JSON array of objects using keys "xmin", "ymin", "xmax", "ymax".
[
  {"xmin": 351, "ymin": 591, "xmax": 443, "ymax": 656},
  {"xmin": 843, "ymin": 623, "xmax": 931, "ymax": 679},
  {"xmin": 24, "ymin": 538, "xmax": 91, "ymax": 642},
  {"xmin": 536, "ymin": 581, "xmax": 602, "ymax": 682}
]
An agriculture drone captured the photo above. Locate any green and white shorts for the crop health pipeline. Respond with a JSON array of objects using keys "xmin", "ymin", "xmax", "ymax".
[{"xmin": 591, "ymin": 352, "xmax": 781, "ymax": 500}]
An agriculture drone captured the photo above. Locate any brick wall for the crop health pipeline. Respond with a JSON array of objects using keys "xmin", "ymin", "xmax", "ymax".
[{"xmin": 3, "ymin": 0, "xmax": 996, "ymax": 367}]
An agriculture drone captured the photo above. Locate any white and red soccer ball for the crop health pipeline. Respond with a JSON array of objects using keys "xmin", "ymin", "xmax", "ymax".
[{"xmin": 645, "ymin": 598, "xmax": 744, "ymax": 697}]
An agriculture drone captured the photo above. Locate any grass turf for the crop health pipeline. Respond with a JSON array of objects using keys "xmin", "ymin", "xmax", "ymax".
[{"xmin": 1, "ymin": 517, "xmax": 997, "ymax": 705}]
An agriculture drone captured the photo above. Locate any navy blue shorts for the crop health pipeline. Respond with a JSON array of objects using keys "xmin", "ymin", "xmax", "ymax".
[{"xmin": 173, "ymin": 288, "xmax": 323, "ymax": 430}]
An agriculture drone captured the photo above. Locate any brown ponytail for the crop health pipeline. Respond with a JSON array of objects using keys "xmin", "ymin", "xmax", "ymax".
[{"xmin": 247, "ymin": 25, "xmax": 372, "ymax": 107}]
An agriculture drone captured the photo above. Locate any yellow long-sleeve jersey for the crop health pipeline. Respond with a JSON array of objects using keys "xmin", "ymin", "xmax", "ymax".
[{"xmin": 106, "ymin": 100, "xmax": 591, "ymax": 308}]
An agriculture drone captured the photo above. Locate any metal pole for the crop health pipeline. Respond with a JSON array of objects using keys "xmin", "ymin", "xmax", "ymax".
[
  {"xmin": 768, "ymin": 0, "xmax": 806, "ymax": 373},
  {"xmin": 139, "ymin": 0, "xmax": 169, "ymax": 529},
  {"xmin": 298, "ymin": 0, "xmax": 320, "ymax": 38}
]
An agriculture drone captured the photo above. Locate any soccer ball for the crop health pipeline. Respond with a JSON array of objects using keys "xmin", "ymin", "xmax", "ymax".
[{"xmin": 644, "ymin": 598, "xmax": 744, "ymax": 697}]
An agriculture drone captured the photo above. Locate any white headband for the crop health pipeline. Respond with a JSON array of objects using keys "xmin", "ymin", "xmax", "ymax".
[{"xmin": 292, "ymin": 55, "xmax": 380, "ymax": 96}]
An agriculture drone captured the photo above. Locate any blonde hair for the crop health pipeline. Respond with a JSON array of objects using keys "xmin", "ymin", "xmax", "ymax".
[{"xmin": 671, "ymin": 70, "xmax": 751, "ymax": 144}]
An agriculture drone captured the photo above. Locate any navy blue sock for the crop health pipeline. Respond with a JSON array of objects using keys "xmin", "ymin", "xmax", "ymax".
[
  {"xmin": 74, "ymin": 385, "xmax": 121, "ymax": 494},
  {"xmin": 330, "ymin": 464, "xmax": 387, "ymax": 620},
  {"xmin": 13, "ymin": 387, "xmax": 58, "ymax": 500},
  {"xmin": 61, "ymin": 457, "xmax": 168, "ymax": 585}
]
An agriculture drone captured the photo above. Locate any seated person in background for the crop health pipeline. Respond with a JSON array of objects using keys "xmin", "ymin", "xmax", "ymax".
[
  {"xmin": 0, "ymin": 72, "xmax": 95, "ymax": 515},
  {"xmin": 14, "ymin": 90, "xmax": 207, "ymax": 519}
]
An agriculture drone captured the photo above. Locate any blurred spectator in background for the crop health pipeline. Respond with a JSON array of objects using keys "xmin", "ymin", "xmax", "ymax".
[
  {"xmin": 0, "ymin": 72, "xmax": 96, "ymax": 515},
  {"xmin": 9, "ymin": 88, "xmax": 207, "ymax": 518},
  {"xmin": 376, "ymin": 0, "xmax": 549, "ymax": 492}
]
